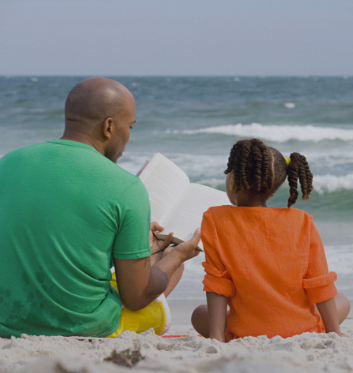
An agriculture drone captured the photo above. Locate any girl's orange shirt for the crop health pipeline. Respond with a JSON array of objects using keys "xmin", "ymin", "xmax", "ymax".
[{"xmin": 201, "ymin": 206, "xmax": 337, "ymax": 341}]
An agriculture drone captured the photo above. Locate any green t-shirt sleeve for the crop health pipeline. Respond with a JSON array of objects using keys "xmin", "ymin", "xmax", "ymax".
[{"xmin": 112, "ymin": 178, "xmax": 151, "ymax": 260}]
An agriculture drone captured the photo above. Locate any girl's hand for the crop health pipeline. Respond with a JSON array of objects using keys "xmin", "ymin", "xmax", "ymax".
[{"xmin": 149, "ymin": 221, "xmax": 173, "ymax": 255}]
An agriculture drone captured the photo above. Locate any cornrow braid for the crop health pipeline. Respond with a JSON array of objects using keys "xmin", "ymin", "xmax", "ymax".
[
  {"xmin": 286, "ymin": 152, "xmax": 313, "ymax": 208},
  {"xmin": 225, "ymin": 139, "xmax": 272, "ymax": 194}
]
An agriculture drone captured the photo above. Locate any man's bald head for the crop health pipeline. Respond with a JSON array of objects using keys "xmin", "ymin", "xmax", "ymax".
[
  {"xmin": 65, "ymin": 77, "xmax": 131, "ymax": 126},
  {"xmin": 62, "ymin": 77, "xmax": 136, "ymax": 162}
]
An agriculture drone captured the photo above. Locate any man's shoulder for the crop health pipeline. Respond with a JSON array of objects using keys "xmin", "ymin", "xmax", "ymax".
[
  {"xmin": 5, "ymin": 142, "xmax": 46, "ymax": 154},
  {"xmin": 113, "ymin": 165, "xmax": 142, "ymax": 186},
  {"xmin": 97, "ymin": 160, "xmax": 148, "ymax": 200},
  {"xmin": 0, "ymin": 142, "xmax": 49, "ymax": 163}
]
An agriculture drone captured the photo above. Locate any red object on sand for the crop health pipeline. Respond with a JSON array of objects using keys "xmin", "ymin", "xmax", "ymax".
[{"xmin": 161, "ymin": 334, "xmax": 187, "ymax": 338}]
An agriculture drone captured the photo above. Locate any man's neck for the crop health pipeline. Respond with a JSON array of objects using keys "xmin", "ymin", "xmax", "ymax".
[{"xmin": 60, "ymin": 131, "xmax": 102, "ymax": 155}]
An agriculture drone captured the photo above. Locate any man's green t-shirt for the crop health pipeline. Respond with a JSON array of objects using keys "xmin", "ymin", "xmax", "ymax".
[{"xmin": 0, "ymin": 140, "xmax": 151, "ymax": 338}]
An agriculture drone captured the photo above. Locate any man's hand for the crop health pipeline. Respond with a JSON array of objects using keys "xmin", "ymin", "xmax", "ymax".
[
  {"xmin": 115, "ymin": 227, "xmax": 201, "ymax": 311},
  {"xmin": 149, "ymin": 221, "xmax": 173, "ymax": 255}
]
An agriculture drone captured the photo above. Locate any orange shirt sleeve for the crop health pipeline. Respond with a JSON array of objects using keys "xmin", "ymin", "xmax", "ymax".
[
  {"xmin": 201, "ymin": 209, "xmax": 236, "ymax": 298},
  {"xmin": 302, "ymin": 217, "xmax": 337, "ymax": 304}
]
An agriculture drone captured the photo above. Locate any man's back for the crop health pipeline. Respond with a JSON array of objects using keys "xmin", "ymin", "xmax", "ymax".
[{"xmin": 0, "ymin": 139, "xmax": 151, "ymax": 338}]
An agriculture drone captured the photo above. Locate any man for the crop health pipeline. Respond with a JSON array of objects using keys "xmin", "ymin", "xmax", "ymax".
[{"xmin": 0, "ymin": 77, "xmax": 200, "ymax": 338}]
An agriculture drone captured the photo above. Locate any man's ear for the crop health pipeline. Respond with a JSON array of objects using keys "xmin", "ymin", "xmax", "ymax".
[{"xmin": 102, "ymin": 118, "xmax": 113, "ymax": 139}]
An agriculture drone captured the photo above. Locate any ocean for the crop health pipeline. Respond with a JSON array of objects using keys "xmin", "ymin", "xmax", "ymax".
[{"xmin": 1, "ymin": 75, "xmax": 352, "ymax": 303}]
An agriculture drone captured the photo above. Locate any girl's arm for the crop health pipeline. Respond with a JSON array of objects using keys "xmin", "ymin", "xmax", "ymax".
[
  {"xmin": 207, "ymin": 292, "xmax": 228, "ymax": 342},
  {"xmin": 316, "ymin": 297, "xmax": 342, "ymax": 336}
]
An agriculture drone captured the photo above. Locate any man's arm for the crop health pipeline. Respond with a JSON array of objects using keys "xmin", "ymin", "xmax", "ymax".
[{"xmin": 114, "ymin": 228, "xmax": 200, "ymax": 311}]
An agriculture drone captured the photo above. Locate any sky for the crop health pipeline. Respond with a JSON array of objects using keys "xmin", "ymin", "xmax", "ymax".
[{"xmin": 1, "ymin": 0, "xmax": 353, "ymax": 76}]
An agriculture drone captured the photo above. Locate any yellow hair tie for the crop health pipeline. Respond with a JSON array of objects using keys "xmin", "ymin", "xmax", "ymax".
[{"xmin": 284, "ymin": 157, "xmax": 291, "ymax": 166}]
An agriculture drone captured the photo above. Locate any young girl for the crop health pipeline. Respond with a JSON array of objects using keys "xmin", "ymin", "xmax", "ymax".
[{"xmin": 192, "ymin": 138, "xmax": 350, "ymax": 342}]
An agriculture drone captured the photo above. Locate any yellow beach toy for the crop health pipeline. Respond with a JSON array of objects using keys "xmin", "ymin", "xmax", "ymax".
[{"xmin": 107, "ymin": 273, "xmax": 171, "ymax": 338}]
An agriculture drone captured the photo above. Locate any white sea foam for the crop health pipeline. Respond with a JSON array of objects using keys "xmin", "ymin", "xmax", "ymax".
[
  {"xmin": 170, "ymin": 123, "xmax": 353, "ymax": 143},
  {"xmin": 197, "ymin": 173, "xmax": 353, "ymax": 194},
  {"xmin": 284, "ymin": 103, "xmax": 296, "ymax": 108},
  {"xmin": 308, "ymin": 152, "xmax": 353, "ymax": 168},
  {"xmin": 314, "ymin": 173, "xmax": 353, "ymax": 193}
]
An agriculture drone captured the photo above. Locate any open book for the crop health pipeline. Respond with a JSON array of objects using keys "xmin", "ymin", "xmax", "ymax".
[{"xmin": 138, "ymin": 153, "xmax": 230, "ymax": 251}]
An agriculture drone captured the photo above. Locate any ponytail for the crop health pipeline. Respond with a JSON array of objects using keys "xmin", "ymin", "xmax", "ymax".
[{"xmin": 286, "ymin": 153, "xmax": 313, "ymax": 208}]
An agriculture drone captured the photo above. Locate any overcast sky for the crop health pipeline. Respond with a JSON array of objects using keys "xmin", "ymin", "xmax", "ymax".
[{"xmin": 1, "ymin": 0, "xmax": 353, "ymax": 76}]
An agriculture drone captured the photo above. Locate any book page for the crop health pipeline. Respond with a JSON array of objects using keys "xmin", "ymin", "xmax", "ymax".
[
  {"xmin": 139, "ymin": 153, "xmax": 190, "ymax": 223},
  {"xmin": 161, "ymin": 183, "xmax": 230, "ymax": 250}
]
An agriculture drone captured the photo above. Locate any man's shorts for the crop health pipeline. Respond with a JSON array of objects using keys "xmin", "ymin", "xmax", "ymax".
[{"xmin": 107, "ymin": 273, "xmax": 171, "ymax": 338}]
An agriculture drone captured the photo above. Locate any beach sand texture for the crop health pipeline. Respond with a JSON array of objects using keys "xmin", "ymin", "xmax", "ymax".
[{"xmin": 1, "ymin": 302, "xmax": 353, "ymax": 373}]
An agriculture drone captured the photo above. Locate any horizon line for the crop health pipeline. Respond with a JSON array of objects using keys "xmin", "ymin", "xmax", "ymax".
[{"xmin": 1, "ymin": 74, "xmax": 352, "ymax": 78}]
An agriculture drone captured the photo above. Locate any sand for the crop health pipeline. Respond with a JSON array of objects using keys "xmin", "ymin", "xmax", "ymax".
[{"xmin": 1, "ymin": 302, "xmax": 353, "ymax": 373}]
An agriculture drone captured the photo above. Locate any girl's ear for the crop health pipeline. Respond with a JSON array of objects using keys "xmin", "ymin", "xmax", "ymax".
[{"xmin": 229, "ymin": 172, "xmax": 236, "ymax": 192}]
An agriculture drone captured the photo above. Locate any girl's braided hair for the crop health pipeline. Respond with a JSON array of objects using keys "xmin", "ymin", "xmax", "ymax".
[{"xmin": 224, "ymin": 138, "xmax": 313, "ymax": 207}]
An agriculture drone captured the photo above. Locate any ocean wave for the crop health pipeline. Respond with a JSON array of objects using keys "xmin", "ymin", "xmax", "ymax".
[
  {"xmin": 193, "ymin": 174, "xmax": 353, "ymax": 194},
  {"xmin": 118, "ymin": 151, "xmax": 353, "ymax": 195},
  {"xmin": 314, "ymin": 173, "xmax": 353, "ymax": 193},
  {"xmin": 169, "ymin": 123, "xmax": 353, "ymax": 143},
  {"xmin": 195, "ymin": 174, "xmax": 353, "ymax": 194},
  {"xmin": 120, "ymin": 151, "xmax": 353, "ymax": 194}
]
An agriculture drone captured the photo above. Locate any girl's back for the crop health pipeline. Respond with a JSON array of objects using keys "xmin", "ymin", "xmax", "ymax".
[{"xmin": 202, "ymin": 205, "xmax": 337, "ymax": 340}]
